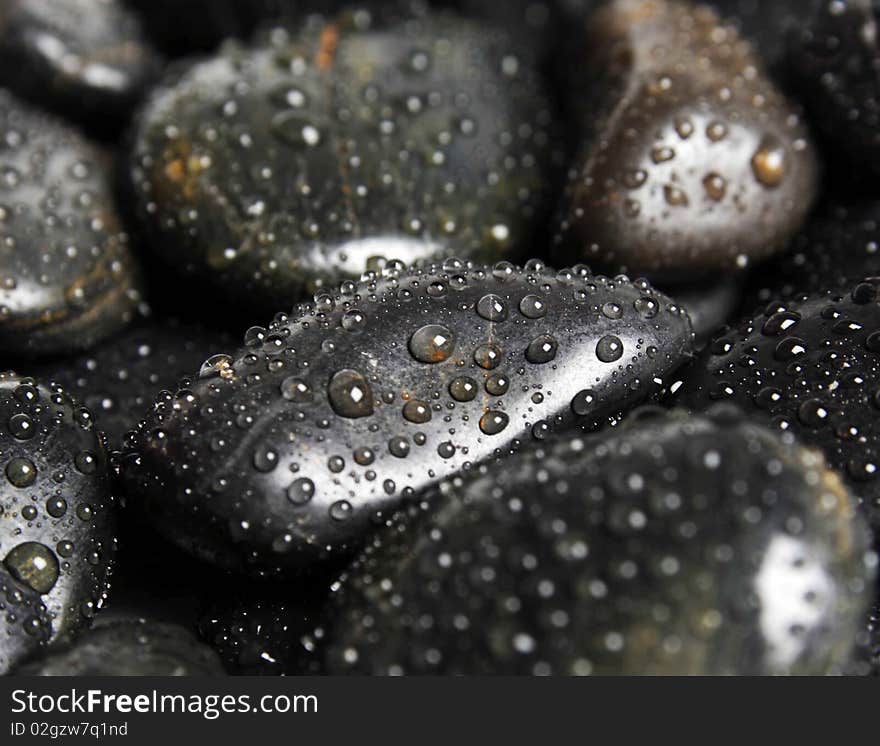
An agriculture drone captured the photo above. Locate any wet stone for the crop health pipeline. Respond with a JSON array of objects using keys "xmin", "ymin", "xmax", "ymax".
[
  {"xmin": 673, "ymin": 280, "xmax": 880, "ymax": 537},
  {"xmin": 0, "ymin": 90, "xmax": 144, "ymax": 358},
  {"xmin": 325, "ymin": 407, "xmax": 874, "ymax": 675},
  {"xmin": 0, "ymin": 568, "xmax": 51, "ymax": 675},
  {"xmin": 552, "ymin": 0, "xmax": 818, "ymax": 280},
  {"xmin": 0, "ymin": 0, "xmax": 161, "ymax": 135},
  {"xmin": 129, "ymin": 6, "xmax": 561, "ymax": 311},
  {"xmin": 0, "ymin": 373, "xmax": 116, "ymax": 642},
  {"xmin": 118, "ymin": 261, "xmax": 693, "ymax": 576}
]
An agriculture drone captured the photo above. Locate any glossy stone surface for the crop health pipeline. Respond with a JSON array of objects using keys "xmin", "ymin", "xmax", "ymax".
[
  {"xmin": 790, "ymin": 0, "xmax": 880, "ymax": 176},
  {"xmin": 118, "ymin": 260, "xmax": 693, "ymax": 576},
  {"xmin": 0, "ymin": 91, "xmax": 145, "ymax": 358},
  {"xmin": 29, "ymin": 320, "xmax": 235, "ymax": 450},
  {"xmin": 15, "ymin": 619, "xmax": 225, "ymax": 675},
  {"xmin": 0, "ymin": 373, "xmax": 116, "ymax": 642},
  {"xmin": 129, "ymin": 6, "xmax": 561, "ymax": 311},
  {"xmin": 552, "ymin": 0, "xmax": 818, "ymax": 280},
  {"xmin": 325, "ymin": 407, "xmax": 874, "ymax": 675},
  {"xmin": 674, "ymin": 280, "xmax": 880, "ymax": 536},
  {"xmin": 0, "ymin": 0, "xmax": 160, "ymax": 134},
  {"xmin": 0, "ymin": 567, "xmax": 51, "ymax": 674}
]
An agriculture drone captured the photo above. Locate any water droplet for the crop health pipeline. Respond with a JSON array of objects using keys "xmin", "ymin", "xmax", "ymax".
[
  {"xmin": 327, "ymin": 369, "xmax": 374, "ymax": 418},
  {"xmin": 329, "ymin": 500, "xmax": 352, "ymax": 521},
  {"xmin": 437, "ymin": 441, "xmax": 456, "ymax": 459},
  {"xmin": 409, "ymin": 325, "xmax": 455, "ymax": 363},
  {"xmin": 403, "ymin": 400, "xmax": 432, "ymax": 424},
  {"xmin": 7, "ymin": 413, "xmax": 35, "ymax": 440},
  {"xmin": 388, "ymin": 437, "xmax": 410, "ymax": 458},
  {"xmin": 280, "ymin": 377, "xmax": 313, "ymax": 402},
  {"xmin": 253, "ymin": 445, "xmax": 279, "ymax": 472},
  {"xmin": 287, "ymin": 478, "xmax": 315, "ymax": 505},
  {"xmin": 474, "ymin": 343, "xmax": 503, "ymax": 370},
  {"xmin": 633, "ymin": 297, "xmax": 658, "ymax": 318},
  {"xmin": 519, "ymin": 295, "xmax": 547, "ymax": 319},
  {"xmin": 751, "ymin": 136, "xmax": 787, "ymax": 187},
  {"xmin": 797, "ymin": 399, "xmax": 830, "ymax": 428},
  {"xmin": 663, "ymin": 184, "xmax": 689, "ymax": 206},
  {"xmin": 773, "ymin": 337, "xmax": 807, "ymax": 361},
  {"xmin": 762, "ymin": 311, "xmax": 800, "ymax": 336},
  {"xmin": 272, "ymin": 112, "xmax": 323, "ymax": 147},
  {"xmin": 449, "ymin": 376, "xmax": 478, "ymax": 402},
  {"xmin": 479, "ymin": 411, "xmax": 509, "ymax": 435},
  {"xmin": 571, "ymin": 389, "xmax": 597, "ymax": 416},
  {"xmin": 485, "ymin": 374, "xmax": 509, "ymax": 396},
  {"xmin": 702, "ymin": 172, "xmax": 727, "ymax": 201},
  {"xmin": 601, "ymin": 302, "xmax": 622, "ymax": 319},
  {"xmin": 652, "ymin": 146, "xmax": 675, "ymax": 163},
  {"xmin": 74, "ymin": 451, "xmax": 98, "ymax": 474},
  {"xmin": 4, "ymin": 542, "xmax": 59, "ymax": 593},
  {"xmin": 46, "ymin": 497, "xmax": 67, "ymax": 518},
  {"xmin": 341, "ymin": 309, "xmax": 367, "ymax": 332},
  {"xmin": 596, "ymin": 335, "xmax": 624, "ymax": 363},
  {"xmin": 526, "ymin": 335, "xmax": 558, "ymax": 364},
  {"xmin": 199, "ymin": 354, "xmax": 234, "ymax": 380},
  {"xmin": 477, "ymin": 294, "xmax": 508, "ymax": 322},
  {"xmin": 6, "ymin": 457, "xmax": 36, "ymax": 487}
]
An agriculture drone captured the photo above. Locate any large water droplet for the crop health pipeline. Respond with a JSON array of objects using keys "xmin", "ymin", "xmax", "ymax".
[
  {"xmin": 4, "ymin": 542, "xmax": 59, "ymax": 593},
  {"xmin": 474, "ymin": 343, "xmax": 503, "ymax": 369},
  {"xmin": 519, "ymin": 295, "xmax": 547, "ymax": 319},
  {"xmin": 403, "ymin": 400, "xmax": 432, "ymax": 424},
  {"xmin": 477, "ymin": 294, "xmax": 508, "ymax": 322},
  {"xmin": 409, "ymin": 325, "xmax": 455, "ymax": 363},
  {"xmin": 287, "ymin": 477, "xmax": 315, "ymax": 505},
  {"xmin": 5, "ymin": 457, "xmax": 36, "ymax": 487},
  {"xmin": 7, "ymin": 413, "xmax": 35, "ymax": 440},
  {"xmin": 329, "ymin": 500, "xmax": 353, "ymax": 521},
  {"xmin": 751, "ymin": 136, "xmax": 787, "ymax": 187},
  {"xmin": 571, "ymin": 389, "xmax": 597, "ymax": 416},
  {"xmin": 327, "ymin": 369, "xmax": 374, "ymax": 418},
  {"xmin": 526, "ymin": 335, "xmax": 558, "ymax": 364},
  {"xmin": 479, "ymin": 410, "xmax": 509, "ymax": 435},
  {"xmin": 449, "ymin": 376, "xmax": 478, "ymax": 402},
  {"xmin": 596, "ymin": 335, "xmax": 624, "ymax": 363}
]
